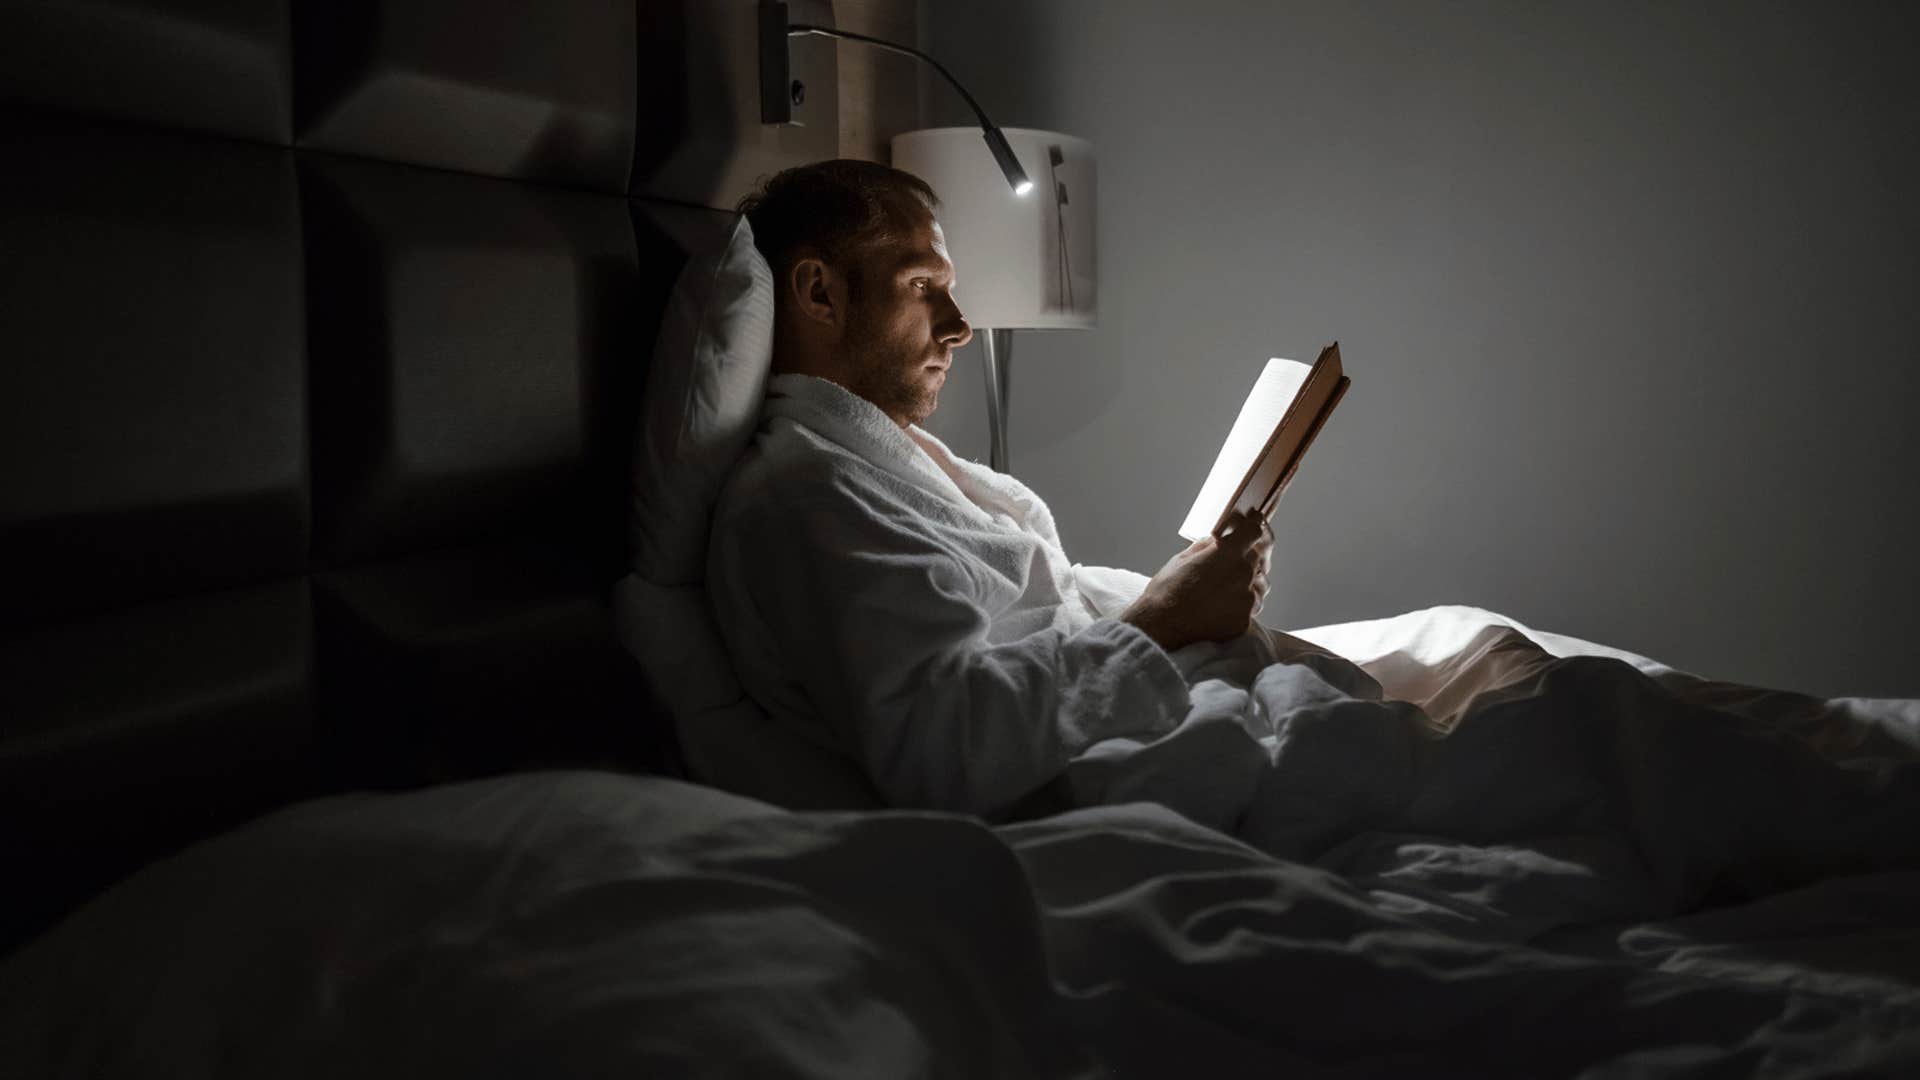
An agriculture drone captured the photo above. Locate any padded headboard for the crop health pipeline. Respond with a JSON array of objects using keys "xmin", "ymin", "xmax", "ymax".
[{"xmin": 0, "ymin": 0, "xmax": 801, "ymax": 951}]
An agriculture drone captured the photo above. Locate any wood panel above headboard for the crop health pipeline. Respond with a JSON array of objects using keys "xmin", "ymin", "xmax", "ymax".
[
  {"xmin": 636, "ymin": 0, "xmax": 919, "ymax": 212},
  {"xmin": 835, "ymin": 0, "xmax": 919, "ymax": 164}
]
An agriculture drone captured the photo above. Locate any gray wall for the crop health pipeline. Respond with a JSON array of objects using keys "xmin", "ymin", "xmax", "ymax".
[{"xmin": 915, "ymin": 1, "xmax": 1919, "ymax": 698}]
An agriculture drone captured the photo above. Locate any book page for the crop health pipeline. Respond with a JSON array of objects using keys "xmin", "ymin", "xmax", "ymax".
[{"xmin": 1178, "ymin": 358, "xmax": 1310, "ymax": 541}]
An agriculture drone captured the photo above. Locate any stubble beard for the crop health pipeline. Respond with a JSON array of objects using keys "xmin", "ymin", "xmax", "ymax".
[{"xmin": 842, "ymin": 305, "xmax": 939, "ymax": 427}]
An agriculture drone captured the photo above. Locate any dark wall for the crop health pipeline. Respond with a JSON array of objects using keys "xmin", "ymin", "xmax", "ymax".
[{"xmin": 0, "ymin": 0, "xmax": 711, "ymax": 950}]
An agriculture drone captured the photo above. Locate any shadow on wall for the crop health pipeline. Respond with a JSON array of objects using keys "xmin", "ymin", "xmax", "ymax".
[{"xmin": 632, "ymin": 0, "xmax": 703, "ymax": 196}]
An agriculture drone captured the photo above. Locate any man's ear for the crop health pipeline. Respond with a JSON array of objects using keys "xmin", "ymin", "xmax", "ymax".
[{"xmin": 787, "ymin": 256, "xmax": 844, "ymax": 330}]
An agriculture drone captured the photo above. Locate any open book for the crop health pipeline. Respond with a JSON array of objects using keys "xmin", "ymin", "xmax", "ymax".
[{"xmin": 1178, "ymin": 343, "xmax": 1350, "ymax": 541}]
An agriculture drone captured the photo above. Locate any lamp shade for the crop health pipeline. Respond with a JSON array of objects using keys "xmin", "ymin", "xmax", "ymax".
[{"xmin": 892, "ymin": 127, "xmax": 1095, "ymax": 330}]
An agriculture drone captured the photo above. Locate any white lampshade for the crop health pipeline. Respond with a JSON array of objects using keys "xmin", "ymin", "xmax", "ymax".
[{"xmin": 892, "ymin": 127, "xmax": 1096, "ymax": 330}]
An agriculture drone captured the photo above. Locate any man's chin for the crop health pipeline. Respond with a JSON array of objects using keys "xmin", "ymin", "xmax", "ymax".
[{"xmin": 909, "ymin": 387, "xmax": 940, "ymax": 427}]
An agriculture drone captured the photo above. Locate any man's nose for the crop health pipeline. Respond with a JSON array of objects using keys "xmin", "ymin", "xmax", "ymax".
[{"xmin": 938, "ymin": 295, "xmax": 972, "ymax": 348}]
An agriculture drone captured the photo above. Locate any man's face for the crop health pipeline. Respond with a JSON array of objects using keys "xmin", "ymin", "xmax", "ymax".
[{"xmin": 837, "ymin": 210, "xmax": 973, "ymax": 428}]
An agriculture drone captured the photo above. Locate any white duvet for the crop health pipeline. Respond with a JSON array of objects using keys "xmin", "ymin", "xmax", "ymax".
[{"xmin": 5, "ymin": 605, "xmax": 1918, "ymax": 1077}]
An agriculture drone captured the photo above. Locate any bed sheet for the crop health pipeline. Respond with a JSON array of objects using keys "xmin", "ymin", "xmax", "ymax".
[
  {"xmin": 5, "ymin": 786, "xmax": 1917, "ymax": 1076},
  {"xmin": 4, "ymin": 607, "xmax": 1918, "ymax": 1077}
]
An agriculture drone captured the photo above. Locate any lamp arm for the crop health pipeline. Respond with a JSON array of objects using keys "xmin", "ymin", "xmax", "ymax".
[
  {"xmin": 789, "ymin": 25, "xmax": 988, "ymax": 130},
  {"xmin": 788, "ymin": 24, "xmax": 1032, "ymax": 195}
]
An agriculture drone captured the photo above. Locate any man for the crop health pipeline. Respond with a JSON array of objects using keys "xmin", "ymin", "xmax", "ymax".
[
  {"xmin": 707, "ymin": 159, "xmax": 1301, "ymax": 820},
  {"xmin": 708, "ymin": 161, "xmax": 1920, "ymax": 918}
]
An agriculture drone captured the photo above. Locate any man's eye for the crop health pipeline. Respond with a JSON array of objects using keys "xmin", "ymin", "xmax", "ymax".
[{"xmin": 912, "ymin": 279, "xmax": 930, "ymax": 291}]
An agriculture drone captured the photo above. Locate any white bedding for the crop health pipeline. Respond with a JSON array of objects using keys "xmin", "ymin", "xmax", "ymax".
[{"xmin": 5, "ymin": 607, "xmax": 1918, "ymax": 1077}]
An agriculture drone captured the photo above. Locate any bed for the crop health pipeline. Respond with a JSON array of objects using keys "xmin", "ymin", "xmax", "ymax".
[
  {"xmin": 3, "ymin": 2, "xmax": 1917, "ymax": 1076},
  {"xmin": 6, "ymin": 617, "xmax": 1920, "ymax": 1075}
]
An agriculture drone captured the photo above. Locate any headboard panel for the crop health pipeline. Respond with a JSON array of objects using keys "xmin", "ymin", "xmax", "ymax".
[
  {"xmin": 1, "ymin": 114, "xmax": 308, "ymax": 633},
  {"xmin": 291, "ymin": 0, "xmax": 639, "ymax": 192},
  {"xmin": 299, "ymin": 151, "xmax": 642, "ymax": 566},
  {"xmin": 0, "ymin": 0, "xmax": 905, "ymax": 951},
  {"xmin": 0, "ymin": 0, "xmax": 294, "ymax": 144}
]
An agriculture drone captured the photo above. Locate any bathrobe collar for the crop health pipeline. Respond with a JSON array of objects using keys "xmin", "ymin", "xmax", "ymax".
[
  {"xmin": 764, "ymin": 373, "xmax": 1063, "ymax": 541},
  {"xmin": 764, "ymin": 373, "xmax": 980, "ymax": 517}
]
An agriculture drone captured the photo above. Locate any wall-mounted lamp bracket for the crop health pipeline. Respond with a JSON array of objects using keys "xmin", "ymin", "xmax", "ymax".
[
  {"xmin": 759, "ymin": 0, "xmax": 833, "ymax": 126},
  {"xmin": 758, "ymin": 1, "xmax": 796, "ymax": 124},
  {"xmin": 759, "ymin": 1, "xmax": 1032, "ymax": 195}
]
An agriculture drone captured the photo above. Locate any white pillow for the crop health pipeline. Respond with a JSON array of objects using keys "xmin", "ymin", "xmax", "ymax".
[
  {"xmin": 620, "ymin": 212, "xmax": 882, "ymax": 810},
  {"xmin": 630, "ymin": 212, "xmax": 774, "ymax": 585}
]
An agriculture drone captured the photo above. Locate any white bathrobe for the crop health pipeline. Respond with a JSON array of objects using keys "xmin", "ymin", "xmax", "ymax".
[{"xmin": 708, "ymin": 373, "xmax": 1212, "ymax": 818}]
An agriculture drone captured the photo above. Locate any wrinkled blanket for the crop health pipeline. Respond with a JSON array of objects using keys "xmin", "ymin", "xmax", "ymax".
[
  {"xmin": 1073, "ymin": 605, "xmax": 1920, "ymax": 936},
  {"xmin": 6, "ymin": 604, "xmax": 1918, "ymax": 1077}
]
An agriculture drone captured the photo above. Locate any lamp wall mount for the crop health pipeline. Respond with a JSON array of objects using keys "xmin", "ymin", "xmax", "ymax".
[
  {"xmin": 758, "ymin": 0, "xmax": 834, "ymax": 127},
  {"xmin": 759, "ymin": 1, "xmax": 1032, "ymax": 196}
]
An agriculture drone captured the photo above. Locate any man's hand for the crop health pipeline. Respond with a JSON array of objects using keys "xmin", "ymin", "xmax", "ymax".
[{"xmin": 1121, "ymin": 509, "xmax": 1274, "ymax": 652}]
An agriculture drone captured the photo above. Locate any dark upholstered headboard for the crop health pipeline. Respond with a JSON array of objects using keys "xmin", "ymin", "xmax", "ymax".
[{"xmin": 0, "ymin": 0, "xmax": 783, "ymax": 951}]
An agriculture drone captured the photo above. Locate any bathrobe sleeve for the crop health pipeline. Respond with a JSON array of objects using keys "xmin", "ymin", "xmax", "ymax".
[
  {"xmin": 1070, "ymin": 564, "xmax": 1152, "ymax": 620},
  {"xmin": 710, "ymin": 494, "xmax": 1191, "ymax": 819}
]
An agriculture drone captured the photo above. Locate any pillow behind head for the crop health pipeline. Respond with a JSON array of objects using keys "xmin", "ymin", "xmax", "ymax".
[
  {"xmin": 621, "ymin": 210, "xmax": 884, "ymax": 810},
  {"xmin": 630, "ymin": 212, "xmax": 774, "ymax": 586}
]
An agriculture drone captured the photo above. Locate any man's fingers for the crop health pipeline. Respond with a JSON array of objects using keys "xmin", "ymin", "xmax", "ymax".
[
  {"xmin": 1218, "ymin": 510, "xmax": 1263, "ymax": 548},
  {"xmin": 1250, "ymin": 521, "xmax": 1275, "ymax": 566}
]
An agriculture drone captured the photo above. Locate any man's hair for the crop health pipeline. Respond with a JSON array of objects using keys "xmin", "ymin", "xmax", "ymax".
[{"xmin": 736, "ymin": 159, "xmax": 939, "ymax": 302}]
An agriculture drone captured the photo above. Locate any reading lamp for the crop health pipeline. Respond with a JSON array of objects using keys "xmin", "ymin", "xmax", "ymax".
[{"xmin": 760, "ymin": 2, "xmax": 1095, "ymax": 471}]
